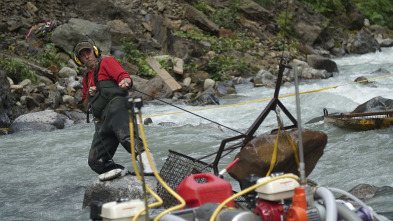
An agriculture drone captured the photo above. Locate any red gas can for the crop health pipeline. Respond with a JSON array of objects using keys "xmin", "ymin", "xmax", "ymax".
[{"xmin": 176, "ymin": 173, "xmax": 235, "ymax": 208}]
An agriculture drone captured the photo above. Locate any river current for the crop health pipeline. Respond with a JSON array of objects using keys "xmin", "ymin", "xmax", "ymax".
[{"xmin": 1, "ymin": 48, "xmax": 393, "ymax": 220}]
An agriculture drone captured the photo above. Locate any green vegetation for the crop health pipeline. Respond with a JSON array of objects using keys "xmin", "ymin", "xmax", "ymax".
[
  {"xmin": 120, "ymin": 30, "xmax": 255, "ymax": 81},
  {"xmin": 299, "ymin": 0, "xmax": 348, "ymax": 16},
  {"xmin": 275, "ymin": 10, "xmax": 294, "ymax": 37},
  {"xmin": 195, "ymin": 0, "xmax": 241, "ymax": 29},
  {"xmin": 355, "ymin": 0, "xmax": 393, "ymax": 29},
  {"xmin": 174, "ymin": 30, "xmax": 254, "ymax": 80},
  {"xmin": 0, "ymin": 57, "xmax": 37, "ymax": 83},
  {"xmin": 120, "ymin": 37, "xmax": 156, "ymax": 78},
  {"xmin": 253, "ymin": 0, "xmax": 273, "ymax": 9},
  {"xmin": 29, "ymin": 43, "xmax": 67, "ymax": 68},
  {"xmin": 298, "ymin": 0, "xmax": 393, "ymax": 28}
]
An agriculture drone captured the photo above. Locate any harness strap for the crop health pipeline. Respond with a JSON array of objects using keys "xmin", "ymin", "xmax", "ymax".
[{"xmin": 266, "ymin": 127, "xmax": 300, "ymax": 177}]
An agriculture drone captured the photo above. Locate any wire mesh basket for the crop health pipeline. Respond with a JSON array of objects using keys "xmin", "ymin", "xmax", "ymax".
[{"xmin": 157, "ymin": 149, "xmax": 213, "ymax": 207}]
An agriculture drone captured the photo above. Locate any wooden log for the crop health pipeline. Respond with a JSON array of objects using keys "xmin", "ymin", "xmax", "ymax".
[{"xmin": 146, "ymin": 57, "xmax": 181, "ymax": 91}]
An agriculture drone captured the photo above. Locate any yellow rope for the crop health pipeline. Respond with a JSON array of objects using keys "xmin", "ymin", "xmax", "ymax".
[
  {"xmin": 266, "ymin": 126, "xmax": 300, "ymax": 177},
  {"xmin": 128, "ymin": 115, "xmax": 163, "ymax": 221},
  {"xmin": 283, "ymin": 128, "xmax": 300, "ymax": 167},
  {"xmin": 209, "ymin": 174, "xmax": 300, "ymax": 221},
  {"xmin": 142, "ymin": 73, "xmax": 393, "ymax": 119},
  {"xmin": 266, "ymin": 126, "xmax": 281, "ymax": 177},
  {"xmin": 137, "ymin": 113, "xmax": 186, "ymax": 221}
]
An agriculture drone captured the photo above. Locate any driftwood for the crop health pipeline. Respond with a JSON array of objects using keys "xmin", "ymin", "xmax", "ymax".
[{"xmin": 146, "ymin": 57, "xmax": 181, "ymax": 91}]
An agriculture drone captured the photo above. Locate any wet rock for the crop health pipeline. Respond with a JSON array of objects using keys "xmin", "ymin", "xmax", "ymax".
[
  {"xmin": 254, "ymin": 69, "xmax": 275, "ymax": 88},
  {"xmin": 83, "ymin": 175, "xmax": 158, "ymax": 208},
  {"xmin": 188, "ymin": 87, "xmax": 220, "ymax": 106},
  {"xmin": 352, "ymin": 96, "xmax": 393, "ymax": 113},
  {"xmin": 215, "ymin": 81, "xmax": 236, "ymax": 96},
  {"xmin": 8, "ymin": 110, "xmax": 64, "ymax": 133},
  {"xmin": 137, "ymin": 76, "xmax": 174, "ymax": 101},
  {"xmin": 307, "ymin": 54, "xmax": 339, "ymax": 73},
  {"xmin": 228, "ymin": 129, "xmax": 327, "ymax": 185},
  {"xmin": 346, "ymin": 29, "xmax": 381, "ymax": 54}
]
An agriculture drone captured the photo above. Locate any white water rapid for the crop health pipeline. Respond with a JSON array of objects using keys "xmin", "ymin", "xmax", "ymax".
[{"xmin": 1, "ymin": 48, "xmax": 393, "ymax": 220}]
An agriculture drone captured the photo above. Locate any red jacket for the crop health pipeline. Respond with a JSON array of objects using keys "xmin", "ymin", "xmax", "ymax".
[{"xmin": 82, "ymin": 57, "xmax": 132, "ymax": 100}]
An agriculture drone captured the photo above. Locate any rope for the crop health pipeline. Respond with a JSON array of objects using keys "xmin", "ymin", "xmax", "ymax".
[
  {"xmin": 266, "ymin": 125, "xmax": 300, "ymax": 177},
  {"xmin": 132, "ymin": 88, "xmax": 245, "ymax": 135},
  {"xmin": 266, "ymin": 126, "xmax": 281, "ymax": 176},
  {"xmin": 141, "ymin": 73, "xmax": 393, "ymax": 119},
  {"xmin": 283, "ymin": 128, "xmax": 300, "ymax": 167}
]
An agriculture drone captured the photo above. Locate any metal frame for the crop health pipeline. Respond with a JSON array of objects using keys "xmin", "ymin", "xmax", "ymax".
[{"xmin": 212, "ymin": 59, "xmax": 298, "ymax": 174}]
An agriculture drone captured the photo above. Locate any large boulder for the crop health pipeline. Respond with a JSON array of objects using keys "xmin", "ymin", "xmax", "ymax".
[
  {"xmin": 228, "ymin": 129, "xmax": 327, "ymax": 185},
  {"xmin": 83, "ymin": 175, "xmax": 158, "ymax": 208},
  {"xmin": 352, "ymin": 96, "xmax": 393, "ymax": 113},
  {"xmin": 50, "ymin": 18, "xmax": 112, "ymax": 55},
  {"xmin": 0, "ymin": 70, "xmax": 17, "ymax": 129},
  {"xmin": 183, "ymin": 4, "xmax": 219, "ymax": 34},
  {"xmin": 8, "ymin": 110, "xmax": 64, "ymax": 133},
  {"xmin": 307, "ymin": 54, "xmax": 339, "ymax": 73},
  {"xmin": 137, "ymin": 76, "xmax": 174, "ymax": 101},
  {"xmin": 346, "ymin": 29, "xmax": 381, "ymax": 54},
  {"xmin": 290, "ymin": 2, "xmax": 329, "ymax": 45}
]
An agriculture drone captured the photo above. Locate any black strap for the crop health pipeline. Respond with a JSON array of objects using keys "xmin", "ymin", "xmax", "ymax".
[
  {"xmin": 84, "ymin": 60, "xmax": 102, "ymax": 123},
  {"xmin": 84, "ymin": 72, "xmax": 90, "ymax": 123}
]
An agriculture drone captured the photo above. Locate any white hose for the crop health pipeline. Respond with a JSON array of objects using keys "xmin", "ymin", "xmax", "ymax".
[
  {"xmin": 328, "ymin": 187, "xmax": 388, "ymax": 221},
  {"xmin": 315, "ymin": 187, "xmax": 337, "ymax": 221},
  {"xmin": 158, "ymin": 214, "xmax": 188, "ymax": 221},
  {"xmin": 336, "ymin": 203, "xmax": 362, "ymax": 221}
]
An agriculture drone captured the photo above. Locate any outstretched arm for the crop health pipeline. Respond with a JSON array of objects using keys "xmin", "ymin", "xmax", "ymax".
[{"xmin": 118, "ymin": 78, "xmax": 132, "ymax": 89}]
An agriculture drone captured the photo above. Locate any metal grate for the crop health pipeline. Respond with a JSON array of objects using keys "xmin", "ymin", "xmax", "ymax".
[{"xmin": 156, "ymin": 149, "xmax": 213, "ymax": 208}]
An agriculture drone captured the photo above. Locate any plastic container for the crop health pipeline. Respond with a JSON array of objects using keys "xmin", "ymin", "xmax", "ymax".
[
  {"xmin": 101, "ymin": 199, "xmax": 145, "ymax": 221},
  {"xmin": 255, "ymin": 174, "xmax": 299, "ymax": 201},
  {"xmin": 176, "ymin": 173, "xmax": 235, "ymax": 208}
]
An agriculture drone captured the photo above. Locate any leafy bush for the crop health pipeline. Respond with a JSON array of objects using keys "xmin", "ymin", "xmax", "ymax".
[
  {"xmin": 299, "ymin": 0, "xmax": 347, "ymax": 16},
  {"xmin": 355, "ymin": 0, "xmax": 393, "ymax": 28},
  {"xmin": 253, "ymin": 0, "xmax": 273, "ymax": 9},
  {"xmin": 174, "ymin": 30, "xmax": 254, "ymax": 80},
  {"xmin": 29, "ymin": 43, "xmax": 66, "ymax": 68},
  {"xmin": 298, "ymin": 0, "xmax": 393, "ymax": 28},
  {"xmin": 195, "ymin": 0, "xmax": 241, "ymax": 29},
  {"xmin": 0, "ymin": 57, "xmax": 37, "ymax": 83},
  {"xmin": 120, "ymin": 37, "xmax": 156, "ymax": 78}
]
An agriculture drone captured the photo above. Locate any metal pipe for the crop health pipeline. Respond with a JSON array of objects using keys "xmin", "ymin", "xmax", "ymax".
[{"xmin": 293, "ymin": 65, "xmax": 306, "ymax": 184}]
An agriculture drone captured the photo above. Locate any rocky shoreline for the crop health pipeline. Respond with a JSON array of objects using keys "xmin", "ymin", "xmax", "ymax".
[{"xmin": 2, "ymin": 0, "xmax": 393, "ymax": 134}]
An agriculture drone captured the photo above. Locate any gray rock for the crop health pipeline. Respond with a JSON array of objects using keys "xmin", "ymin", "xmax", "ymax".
[
  {"xmin": 8, "ymin": 110, "xmax": 64, "ymax": 133},
  {"xmin": 307, "ymin": 54, "xmax": 339, "ymax": 73},
  {"xmin": 58, "ymin": 67, "xmax": 77, "ymax": 78},
  {"xmin": 352, "ymin": 96, "xmax": 393, "ymax": 113},
  {"xmin": 83, "ymin": 175, "xmax": 158, "ymax": 208},
  {"xmin": 50, "ymin": 18, "xmax": 112, "ymax": 55}
]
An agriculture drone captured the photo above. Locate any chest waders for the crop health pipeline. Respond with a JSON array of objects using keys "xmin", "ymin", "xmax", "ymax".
[{"xmin": 86, "ymin": 62, "xmax": 142, "ymax": 175}]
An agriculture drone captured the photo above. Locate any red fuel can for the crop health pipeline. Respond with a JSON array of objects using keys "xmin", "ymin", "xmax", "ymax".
[{"xmin": 176, "ymin": 173, "xmax": 235, "ymax": 208}]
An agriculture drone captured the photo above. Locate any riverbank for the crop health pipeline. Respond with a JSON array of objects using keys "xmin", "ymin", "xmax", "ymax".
[{"xmin": 2, "ymin": 0, "xmax": 393, "ymax": 132}]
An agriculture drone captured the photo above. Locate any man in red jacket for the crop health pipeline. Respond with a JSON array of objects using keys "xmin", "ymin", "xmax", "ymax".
[{"xmin": 74, "ymin": 39, "xmax": 152, "ymax": 181}]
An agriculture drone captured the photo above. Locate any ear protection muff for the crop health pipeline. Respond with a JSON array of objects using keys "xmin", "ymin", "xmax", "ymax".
[
  {"xmin": 72, "ymin": 39, "xmax": 101, "ymax": 66},
  {"xmin": 73, "ymin": 55, "xmax": 83, "ymax": 66},
  {"xmin": 92, "ymin": 45, "xmax": 101, "ymax": 58}
]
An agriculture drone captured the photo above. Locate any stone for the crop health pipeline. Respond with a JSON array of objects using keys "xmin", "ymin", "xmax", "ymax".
[
  {"xmin": 58, "ymin": 67, "xmax": 77, "ymax": 78},
  {"xmin": 352, "ymin": 96, "xmax": 393, "ymax": 113},
  {"xmin": 203, "ymin": 78, "xmax": 215, "ymax": 90},
  {"xmin": 228, "ymin": 129, "xmax": 327, "ymax": 185},
  {"xmin": 8, "ymin": 110, "xmax": 65, "ymax": 133},
  {"xmin": 307, "ymin": 54, "xmax": 339, "ymax": 73},
  {"xmin": 83, "ymin": 174, "xmax": 158, "ymax": 208}
]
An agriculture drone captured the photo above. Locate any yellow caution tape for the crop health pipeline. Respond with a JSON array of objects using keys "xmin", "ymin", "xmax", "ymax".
[{"xmin": 143, "ymin": 73, "xmax": 393, "ymax": 118}]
